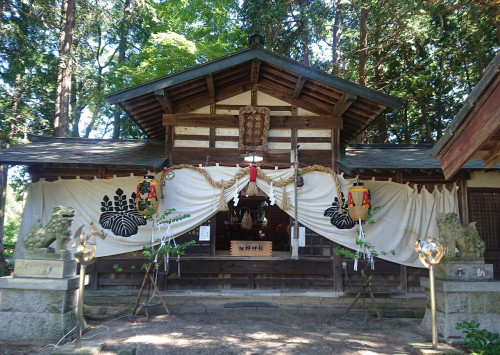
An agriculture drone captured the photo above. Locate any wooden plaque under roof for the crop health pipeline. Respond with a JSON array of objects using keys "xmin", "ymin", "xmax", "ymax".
[{"xmin": 238, "ymin": 105, "xmax": 270, "ymax": 151}]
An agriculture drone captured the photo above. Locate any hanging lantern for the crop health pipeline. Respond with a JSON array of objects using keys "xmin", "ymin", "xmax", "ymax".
[
  {"xmin": 136, "ymin": 175, "xmax": 160, "ymax": 216},
  {"xmin": 347, "ymin": 181, "xmax": 371, "ymax": 222}
]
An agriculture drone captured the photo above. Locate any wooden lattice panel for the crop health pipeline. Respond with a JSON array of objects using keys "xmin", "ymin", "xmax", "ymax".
[{"xmin": 468, "ymin": 189, "xmax": 500, "ymax": 249}]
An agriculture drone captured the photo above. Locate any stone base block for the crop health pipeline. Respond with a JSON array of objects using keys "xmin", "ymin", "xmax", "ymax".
[
  {"xmin": 420, "ymin": 276, "xmax": 500, "ymax": 342},
  {"xmin": 0, "ymin": 276, "xmax": 80, "ymax": 343},
  {"xmin": 14, "ymin": 258, "xmax": 77, "ymax": 278},
  {"xmin": 435, "ymin": 261, "xmax": 493, "ymax": 281},
  {"xmin": 0, "ymin": 308, "xmax": 77, "ymax": 342}
]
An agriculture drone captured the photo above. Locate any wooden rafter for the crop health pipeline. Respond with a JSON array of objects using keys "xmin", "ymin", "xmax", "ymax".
[
  {"xmin": 163, "ymin": 113, "xmax": 342, "ymax": 129},
  {"xmin": 205, "ymin": 74, "xmax": 216, "ymax": 99},
  {"xmin": 331, "ymin": 92, "xmax": 357, "ymax": 117},
  {"xmin": 154, "ymin": 89, "xmax": 174, "ymax": 114},
  {"xmin": 292, "ymin": 75, "xmax": 307, "ymax": 99}
]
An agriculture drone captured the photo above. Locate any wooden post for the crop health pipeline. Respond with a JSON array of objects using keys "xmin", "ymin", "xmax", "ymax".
[{"xmin": 332, "ymin": 242, "xmax": 343, "ymax": 292}]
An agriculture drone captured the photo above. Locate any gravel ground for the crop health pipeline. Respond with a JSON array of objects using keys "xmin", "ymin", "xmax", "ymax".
[{"xmin": 2, "ymin": 308, "xmax": 431, "ymax": 355}]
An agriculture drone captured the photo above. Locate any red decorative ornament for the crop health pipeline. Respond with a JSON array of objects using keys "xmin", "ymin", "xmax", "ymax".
[{"xmin": 247, "ymin": 165, "xmax": 259, "ymax": 196}]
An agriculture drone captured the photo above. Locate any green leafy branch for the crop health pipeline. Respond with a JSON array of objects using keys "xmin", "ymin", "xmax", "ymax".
[{"xmin": 332, "ymin": 206, "xmax": 395, "ymax": 265}]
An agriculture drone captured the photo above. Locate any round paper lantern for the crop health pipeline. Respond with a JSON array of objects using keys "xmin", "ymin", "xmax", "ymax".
[
  {"xmin": 136, "ymin": 175, "xmax": 160, "ymax": 216},
  {"xmin": 347, "ymin": 182, "xmax": 371, "ymax": 222}
]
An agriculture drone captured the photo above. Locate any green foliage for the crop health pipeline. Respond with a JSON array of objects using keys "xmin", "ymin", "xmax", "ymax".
[
  {"xmin": 333, "ymin": 206, "xmax": 395, "ymax": 264},
  {"xmin": 456, "ymin": 320, "xmax": 500, "ymax": 355},
  {"xmin": 142, "ymin": 240, "xmax": 196, "ymax": 269},
  {"xmin": 140, "ymin": 206, "xmax": 191, "ymax": 225},
  {"xmin": 112, "ymin": 263, "xmax": 123, "ymax": 272}
]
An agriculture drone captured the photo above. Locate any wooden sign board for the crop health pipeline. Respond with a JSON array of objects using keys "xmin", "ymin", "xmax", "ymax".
[
  {"xmin": 238, "ymin": 106, "xmax": 270, "ymax": 151},
  {"xmin": 230, "ymin": 241, "xmax": 272, "ymax": 257}
]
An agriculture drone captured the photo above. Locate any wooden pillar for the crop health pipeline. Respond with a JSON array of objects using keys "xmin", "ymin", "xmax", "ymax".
[
  {"xmin": 332, "ymin": 242, "xmax": 344, "ymax": 292},
  {"xmin": 331, "ymin": 128, "xmax": 340, "ymax": 172},
  {"xmin": 399, "ymin": 265, "xmax": 407, "ymax": 294},
  {"xmin": 458, "ymin": 178, "xmax": 469, "ymax": 226},
  {"xmin": 209, "ymin": 215, "xmax": 216, "ymax": 257},
  {"xmin": 251, "ymin": 89, "xmax": 257, "ymax": 106},
  {"xmin": 164, "ymin": 124, "xmax": 174, "ymax": 164}
]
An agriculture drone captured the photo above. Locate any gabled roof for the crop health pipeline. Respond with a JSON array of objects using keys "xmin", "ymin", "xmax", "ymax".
[
  {"xmin": 430, "ymin": 52, "xmax": 500, "ymax": 179},
  {"xmin": 106, "ymin": 46, "xmax": 403, "ymax": 144},
  {"xmin": 0, "ymin": 135, "xmax": 166, "ymax": 170}
]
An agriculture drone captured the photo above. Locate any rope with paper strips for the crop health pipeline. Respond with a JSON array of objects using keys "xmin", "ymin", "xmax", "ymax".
[{"xmin": 168, "ymin": 164, "xmax": 344, "ymax": 212}]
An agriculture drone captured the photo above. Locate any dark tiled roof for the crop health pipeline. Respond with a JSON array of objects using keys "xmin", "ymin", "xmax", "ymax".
[
  {"xmin": 1, "ymin": 138, "xmax": 497, "ymax": 173},
  {"xmin": 340, "ymin": 144, "xmax": 500, "ymax": 172},
  {"xmin": 0, "ymin": 135, "xmax": 166, "ymax": 170}
]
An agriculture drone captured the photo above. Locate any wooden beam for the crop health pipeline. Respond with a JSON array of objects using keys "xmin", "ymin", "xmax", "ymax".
[
  {"xmin": 169, "ymin": 147, "xmax": 332, "ymax": 166},
  {"xmin": 331, "ymin": 92, "xmax": 357, "ymax": 117},
  {"xmin": 154, "ymin": 89, "xmax": 174, "ymax": 114},
  {"xmin": 483, "ymin": 140, "xmax": 500, "ymax": 168},
  {"xmin": 250, "ymin": 59, "xmax": 261, "ymax": 84},
  {"xmin": 206, "ymin": 74, "xmax": 215, "ymax": 99},
  {"xmin": 292, "ymin": 75, "xmax": 307, "ymax": 99},
  {"xmin": 216, "ymin": 104, "xmax": 292, "ymax": 112},
  {"xmin": 163, "ymin": 114, "xmax": 343, "ymax": 129}
]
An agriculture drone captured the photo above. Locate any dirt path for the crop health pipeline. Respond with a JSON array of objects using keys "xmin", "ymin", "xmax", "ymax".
[{"xmin": 3, "ymin": 309, "xmax": 429, "ymax": 354}]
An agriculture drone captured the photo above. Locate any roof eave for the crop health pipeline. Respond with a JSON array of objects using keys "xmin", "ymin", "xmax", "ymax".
[{"xmin": 106, "ymin": 47, "xmax": 404, "ymax": 109}]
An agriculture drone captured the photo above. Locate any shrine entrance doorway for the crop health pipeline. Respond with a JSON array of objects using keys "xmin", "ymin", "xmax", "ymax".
[{"xmin": 214, "ymin": 196, "xmax": 291, "ymax": 256}]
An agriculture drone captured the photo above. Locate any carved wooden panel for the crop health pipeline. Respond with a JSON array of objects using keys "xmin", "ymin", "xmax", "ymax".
[{"xmin": 238, "ymin": 106, "xmax": 270, "ymax": 151}]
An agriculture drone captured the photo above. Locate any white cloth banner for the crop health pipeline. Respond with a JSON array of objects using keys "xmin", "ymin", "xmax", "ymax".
[{"xmin": 15, "ymin": 167, "xmax": 459, "ymax": 267}]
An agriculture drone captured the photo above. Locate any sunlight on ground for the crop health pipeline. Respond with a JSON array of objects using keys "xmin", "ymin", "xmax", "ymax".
[
  {"xmin": 286, "ymin": 337, "xmax": 310, "ymax": 344},
  {"xmin": 125, "ymin": 334, "xmax": 213, "ymax": 346},
  {"xmin": 249, "ymin": 331, "xmax": 280, "ymax": 340}
]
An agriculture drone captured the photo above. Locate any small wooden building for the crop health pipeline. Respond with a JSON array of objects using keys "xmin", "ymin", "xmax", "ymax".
[{"xmin": 2, "ymin": 42, "xmax": 499, "ymax": 293}]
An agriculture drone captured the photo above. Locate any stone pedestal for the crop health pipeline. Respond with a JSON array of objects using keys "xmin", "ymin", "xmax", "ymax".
[
  {"xmin": 420, "ymin": 259, "xmax": 500, "ymax": 342},
  {"xmin": 0, "ymin": 253, "xmax": 79, "ymax": 343}
]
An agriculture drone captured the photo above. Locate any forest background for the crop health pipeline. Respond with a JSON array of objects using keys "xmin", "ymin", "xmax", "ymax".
[{"xmin": 0, "ymin": 0, "xmax": 499, "ymax": 275}]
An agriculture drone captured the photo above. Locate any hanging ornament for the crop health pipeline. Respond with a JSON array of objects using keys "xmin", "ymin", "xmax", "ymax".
[
  {"xmin": 269, "ymin": 182, "xmax": 275, "ymax": 205},
  {"xmin": 281, "ymin": 184, "xmax": 291, "ymax": 211},
  {"xmin": 136, "ymin": 175, "xmax": 160, "ymax": 216},
  {"xmin": 241, "ymin": 210, "xmax": 253, "ymax": 230},
  {"xmin": 218, "ymin": 186, "xmax": 228, "ymax": 211},
  {"xmin": 247, "ymin": 165, "xmax": 259, "ymax": 196},
  {"xmin": 347, "ymin": 181, "xmax": 371, "ymax": 223},
  {"xmin": 233, "ymin": 179, "xmax": 240, "ymax": 206}
]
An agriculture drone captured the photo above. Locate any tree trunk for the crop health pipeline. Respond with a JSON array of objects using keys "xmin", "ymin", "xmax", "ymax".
[
  {"xmin": 358, "ymin": 5, "xmax": 369, "ymax": 87},
  {"xmin": 71, "ymin": 81, "xmax": 85, "ymax": 137},
  {"xmin": 112, "ymin": 0, "xmax": 131, "ymax": 139},
  {"xmin": 53, "ymin": 0, "xmax": 76, "ymax": 137},
  {"xmin": 84, "ymin": 101, "xmax": 103, "ymax": 138},
  {"xmin": 0, "ymin": 165, "xmax": 10, "ymax": 276},
  {"xmin": 331, "ymin": 0, "xmax": 343, "ymax": 76},
  {"xmin": 355, "ymin": 3, "xmax": 369, "ymax": 143}
]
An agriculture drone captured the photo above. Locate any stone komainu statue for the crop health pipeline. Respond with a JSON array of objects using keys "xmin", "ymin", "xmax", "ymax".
[
  {"xmin": 436, "ymin": 212, "xmax": 486, "ymax": 258},
  {"xmin": 23, "ymin": 206, "xmax": 75, "ymax": 253}
]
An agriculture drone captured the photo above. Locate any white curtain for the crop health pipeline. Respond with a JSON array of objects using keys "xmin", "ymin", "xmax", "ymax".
[{"xmin": 15, "ymin": 167, "xmax": 459, "ymax": 267}]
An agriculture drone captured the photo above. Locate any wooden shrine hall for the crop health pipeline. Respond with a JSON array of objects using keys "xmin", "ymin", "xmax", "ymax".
[{"xmin": 1, "ymin": 40, "xmax": 499, "ymax": 294}]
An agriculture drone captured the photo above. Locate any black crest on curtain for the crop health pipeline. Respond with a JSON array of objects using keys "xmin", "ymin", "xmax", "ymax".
[
  {"xmin": 324, "ymin": 192, "xmax": 355, "ymax": 230},
  {"xmin": 99, "ymin": 188, "xmax": 147, "ymax": 237}
]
